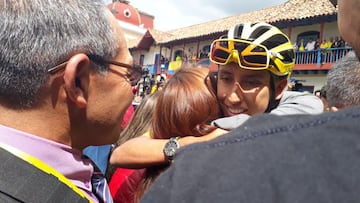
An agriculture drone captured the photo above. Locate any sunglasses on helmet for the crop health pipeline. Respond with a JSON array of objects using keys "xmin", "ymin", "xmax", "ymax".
[{"xmin": 210, "ymin": 39, "xmax": 271, "ymax": 70}]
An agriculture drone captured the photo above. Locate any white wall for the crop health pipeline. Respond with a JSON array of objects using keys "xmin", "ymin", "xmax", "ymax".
[
  {"xmin": 282, "ymin": 22, "xmax": 340, "ymax": 44},
  {"xmin": 323, "ymin": 22, "xmax": 341, "ymax": 40}
]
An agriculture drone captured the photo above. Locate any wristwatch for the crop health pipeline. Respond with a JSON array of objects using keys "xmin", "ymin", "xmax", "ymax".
[{"xmin": 163, "ymin": 137, "xmax": 180, "ymax": 162}]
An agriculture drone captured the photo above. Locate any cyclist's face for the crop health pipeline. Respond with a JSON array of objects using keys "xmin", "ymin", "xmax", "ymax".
[{"xmin": 217, "ymin": 63, "xmax": 272, "ymax": 117}]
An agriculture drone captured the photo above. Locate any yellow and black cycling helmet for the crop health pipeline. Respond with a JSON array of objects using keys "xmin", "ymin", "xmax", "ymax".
[{"xmin": 211, "ymin": 22, "xmax": 295, "ymax": 77}]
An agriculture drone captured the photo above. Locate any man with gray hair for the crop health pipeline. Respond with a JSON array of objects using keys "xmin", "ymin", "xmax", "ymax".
[
  {"xmin": 326, "ymin": 51, "xmax": 360, "ymax": 110},
  {"xmin": 0, "ymin": 0, "xmax": 138, "ymax": 202}
]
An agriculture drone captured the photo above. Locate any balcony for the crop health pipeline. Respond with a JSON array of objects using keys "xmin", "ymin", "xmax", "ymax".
[
  {"xmin": 142, "ymin": 47, "xmax": 353, "ymax": 75},
  {"xmin": 293, "ymin": 47, "xmax": 353, "ymax": 74}
]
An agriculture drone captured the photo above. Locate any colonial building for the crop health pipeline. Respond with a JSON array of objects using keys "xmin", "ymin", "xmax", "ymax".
[{"xmin": 109, "ymin": 0, "xmax": 349, "ymax": 92}]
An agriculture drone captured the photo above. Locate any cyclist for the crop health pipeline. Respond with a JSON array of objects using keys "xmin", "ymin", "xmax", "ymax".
[{"xmin": 210, "ymin": 22, "xmax": 323, "ymax": 129}]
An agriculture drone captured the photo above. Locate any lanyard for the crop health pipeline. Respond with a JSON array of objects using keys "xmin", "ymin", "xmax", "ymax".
[{"xmin": 0, "ymin": 142, "xmax": 94, "ymax": 203}]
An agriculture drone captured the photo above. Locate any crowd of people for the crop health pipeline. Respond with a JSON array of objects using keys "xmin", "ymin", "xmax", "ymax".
[
  {"xmin": 132, "ymin": 68, "xmax": 167, "ymax": 104},
  {"xmin": 295, "ymin": 36, "xmax": 346, "ymax": 52},
  {"xmin": 1, "ymin": 0, "xmax": 360, "ymax": 203},
  {"xmin": 295, "ymin": 35, "xmax": 351, "ymax": 64}
]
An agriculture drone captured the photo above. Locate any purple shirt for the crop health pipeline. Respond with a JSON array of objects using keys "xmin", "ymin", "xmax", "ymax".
[{"xmin": 0, "ymin": 124, "xmax": 99, "ymax": 202}]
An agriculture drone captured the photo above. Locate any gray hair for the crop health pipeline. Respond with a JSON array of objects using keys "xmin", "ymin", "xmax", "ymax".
[
  {"xmin": 326, "ymin": 51, "xmax": 360, "ymax": 108},
  {"xmin": 0, "ymin": 0, "xmax": 119, "ymax": 108}
]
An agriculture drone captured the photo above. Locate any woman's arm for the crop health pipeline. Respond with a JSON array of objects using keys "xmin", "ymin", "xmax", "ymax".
[{"xmin": 109, "ymin": 128, "xmax": 228, "ymax": 169}]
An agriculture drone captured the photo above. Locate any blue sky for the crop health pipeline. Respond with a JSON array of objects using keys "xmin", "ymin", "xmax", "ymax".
[{"xmin": 104, "ymin": 0, "xmax": 288, "ymax": 31}]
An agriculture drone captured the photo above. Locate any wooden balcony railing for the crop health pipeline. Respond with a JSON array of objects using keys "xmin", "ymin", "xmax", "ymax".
[{"xmin": 295, "ymin": 47, "xmax": 353, "ymax": 65}]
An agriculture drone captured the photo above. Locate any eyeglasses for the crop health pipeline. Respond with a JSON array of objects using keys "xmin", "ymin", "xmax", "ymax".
[
  {"xmin": 210, "ymin": 39, "xmax": 271, "ymax": 70},
  {"xmin": 48, "ymin": 55, "xmax": 142, "ymax": 84}
]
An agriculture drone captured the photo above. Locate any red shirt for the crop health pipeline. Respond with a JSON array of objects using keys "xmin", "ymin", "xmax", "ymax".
[{"xmin": 109, "ymin": 168, "xmax": 145, "ymax": 203}]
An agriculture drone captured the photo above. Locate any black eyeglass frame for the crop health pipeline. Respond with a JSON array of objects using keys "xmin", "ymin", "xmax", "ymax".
[{"xmin": 47, "ymin": 55, "xmax": 143, "ymax": 83}]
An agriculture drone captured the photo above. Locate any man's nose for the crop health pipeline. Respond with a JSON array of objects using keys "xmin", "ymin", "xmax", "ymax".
[{"xmin": 227, "ymin": 82, "xmax": 244, "ymax": 104}]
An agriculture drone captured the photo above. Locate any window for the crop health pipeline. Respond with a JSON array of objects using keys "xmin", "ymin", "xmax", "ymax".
[
  {"xmin": 139, "ymin": 55, "xmax": 144, "ymax": 66},
  {"xmin": 297, "ymin": 31, "xmax": 320, "ymax": 45}
]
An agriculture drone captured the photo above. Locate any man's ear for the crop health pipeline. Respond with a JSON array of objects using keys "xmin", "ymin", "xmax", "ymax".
[
  {"xmin": 63, "ymin": 53, "xmax": 91, "ymax": 108},
  {"xmin": 274, "ymin": 78, "xmax": 288, "ymax": 100}
]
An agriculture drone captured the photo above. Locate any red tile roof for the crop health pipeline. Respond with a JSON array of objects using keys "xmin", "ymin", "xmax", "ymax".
[{"xmin": 129, "ymin": 0, "xmax": 337, "ymax": 48}]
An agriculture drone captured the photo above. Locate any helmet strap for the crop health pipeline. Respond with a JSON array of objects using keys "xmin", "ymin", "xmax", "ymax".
[
  {"xmin": 265, "ymin": 74, "xmax": 280, "ymax": 113},
  {"xmin": 208, "ymin": 71, "xmax": 218, "ymax": 94}
]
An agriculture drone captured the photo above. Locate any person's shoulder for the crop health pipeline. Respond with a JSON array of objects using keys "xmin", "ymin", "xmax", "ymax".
[
  {"xmin": 284, "ymin": 91, "xmax": 322, "ymax": 104},
  {"xmin": 281, "ymin": 91, "xmax": 319, "ymax": 101},
  {"xmin": 0, "ymin": 146, "xmax": 90, "ymax": 203},
  {"xmin": 275, "ymin": 91, "xmax": 323, "ymax": 115},
  {"xmin": 142, "ymin": 107, "xmax": 360, "ymax": 202}
]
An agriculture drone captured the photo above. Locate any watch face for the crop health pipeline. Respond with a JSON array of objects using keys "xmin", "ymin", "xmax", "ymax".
[{"xmin": 164, "ymin": 139, "xmax": 180, "ymax": 159}]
